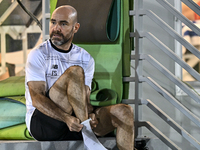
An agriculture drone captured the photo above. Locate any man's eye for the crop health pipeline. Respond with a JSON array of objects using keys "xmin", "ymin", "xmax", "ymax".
[
  {"xmin": 62, "ymin": 23, "xmax": 67, "ymax": 26},
  {"xmin": 51, "ymin": 21, "xmax": 56, "ymax": 24}
]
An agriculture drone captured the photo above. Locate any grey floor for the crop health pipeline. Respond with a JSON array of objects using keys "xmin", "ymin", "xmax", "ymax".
[{"xmin": 0, "ymin": 137, "xmax": 118, "ymax": 150}]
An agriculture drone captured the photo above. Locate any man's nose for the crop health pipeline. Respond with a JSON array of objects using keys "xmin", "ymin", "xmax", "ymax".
[{"xmin": 54, "ymin": 23, "xmax": 61, "ymax": 32}]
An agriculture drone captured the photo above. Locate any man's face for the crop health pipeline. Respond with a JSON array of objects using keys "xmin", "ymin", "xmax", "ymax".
[{"xmin": 49, "ymin": 10, "xmax": 75, "ymax": 47}]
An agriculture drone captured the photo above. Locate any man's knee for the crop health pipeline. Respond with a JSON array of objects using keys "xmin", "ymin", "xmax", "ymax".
[
  {"xmin": 69, "ymin": 65, "xmax": 84, "ymax": 72},
  {"xmin": 108, "ymin": 104, "xmax": 134, "ymax": 129},
  {"xmin": 65, "ymin": 65, "xmax": 84, "ymax": 77},
  {"xmin": 111, "ymin": 104, "xmax": 134, "ymax": 119}
]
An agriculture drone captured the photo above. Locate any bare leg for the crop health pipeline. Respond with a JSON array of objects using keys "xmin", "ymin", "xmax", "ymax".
[
  {"xmin": 49, "ymin": 66, "xmax": 88, "ymax": 122},
  {"xmin": 93, "ymin": 104, "xmax": 134, "ymax": 150}
]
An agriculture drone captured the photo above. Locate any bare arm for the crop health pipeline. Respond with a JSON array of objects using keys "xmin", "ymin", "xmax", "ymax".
[
  {"xmin": 182, "ymin": 0, "xmax": 200, "ymax": 21},
  {"xmin": 28, "ymin": 81, "xmax": 83, "ymax": 132},
  {"xmin": 182, "ymin": 2, "xmax": 195, "ymax": 20}
]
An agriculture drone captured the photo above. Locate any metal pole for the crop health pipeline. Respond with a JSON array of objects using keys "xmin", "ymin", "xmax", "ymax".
[
  {"xmin": 42, "ymin": 0, "xmax": 50, "ymax": 41},
  {"xmin": 134, "ymin": 0, "xmax": 144, "ymax": 138},
  {"xmin": 0, "ymin": 29, "xmax": 6, "ymax": 76}
]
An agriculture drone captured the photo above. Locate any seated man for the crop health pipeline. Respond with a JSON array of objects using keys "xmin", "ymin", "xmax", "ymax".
[{"xmin": 25, "ymin": 5, "xmax": 134, "ymax": 150}]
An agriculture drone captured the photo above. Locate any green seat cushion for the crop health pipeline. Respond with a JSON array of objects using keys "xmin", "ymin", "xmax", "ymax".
[{"xmin": 0, "ymin": 76, "xmax": 25, "ymax": 97}]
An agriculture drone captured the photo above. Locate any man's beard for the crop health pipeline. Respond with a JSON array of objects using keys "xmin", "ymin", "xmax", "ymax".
[{"xmin": 50, "ymin": 32, "xmax": 71, "ymax": 46}]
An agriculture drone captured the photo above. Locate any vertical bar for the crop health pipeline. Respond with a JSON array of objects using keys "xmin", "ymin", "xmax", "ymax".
[
  {"xmin": 22, "ymin": 30, "xmax": 27, "ymax": 72},
  {"xmin": 134, "ymin": 0, "xmax": 143, "ymax": 138},
  {"xmin": 1, "ymin": 29, "xmax": 6, "ymax": 75},
  {"xmin": 174, "ymin": 0, "xmax": 182, "ymax": 78},
  {"xmin": 42, "ymin": 0, "xmax": 50, "ymax": 41},
  {"xmin": 174, "ymin": 0, "xmax": 183, "ymax": 95}
]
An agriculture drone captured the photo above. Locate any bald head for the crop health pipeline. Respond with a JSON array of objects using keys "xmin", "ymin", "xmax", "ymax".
[{"xmin": 52, "ymin": 5, "xmax": 78, "ymax": 24}]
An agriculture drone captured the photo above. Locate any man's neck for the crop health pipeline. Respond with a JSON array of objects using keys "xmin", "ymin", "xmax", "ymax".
[
  {"xmin": 55, "ymin": 43, "xmax": 72, "ymax": 51},
  {"xmin": 50, "ymin": 39, "xmax": 73, "ymax": 53}
]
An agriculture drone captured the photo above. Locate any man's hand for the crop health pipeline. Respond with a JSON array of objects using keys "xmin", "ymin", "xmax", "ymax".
[
  {"xmin": 89, "ymin": 113, "xmax": 98, "ymax": 129},
  {"xmin": 65, "ymin": 115, "xmax": 83, "ymax": 132}
]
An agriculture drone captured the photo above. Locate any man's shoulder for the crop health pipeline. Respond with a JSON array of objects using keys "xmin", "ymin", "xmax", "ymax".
[
  {"xmin": 30, "ymin": 40, "xmax": 51, "ymax": 55},
  {"xmin": 72, "ymin": 44, "xmax": 85, "ymax": 51},
  {"xmin": 72, "ymin": 44, "xmax": 92, "ymax": 57}
]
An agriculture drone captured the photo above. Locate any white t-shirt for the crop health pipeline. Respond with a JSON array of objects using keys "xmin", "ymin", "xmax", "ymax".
[{"xmin": 25, "ymin": 40, "xmax": 95, "ymax": 132}]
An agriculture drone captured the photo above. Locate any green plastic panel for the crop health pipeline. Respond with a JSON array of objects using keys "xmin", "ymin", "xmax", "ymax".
[
  {"xmin": 0, "ymin": 76, "xmax": 25, "ymax": 97},
  {"xmin": 0, "ymin": 124, "xmax": 33, "ymax": 140},
  {"xmin": 50, "ymin": 0, "xmax": 131, "ymax": 104}
]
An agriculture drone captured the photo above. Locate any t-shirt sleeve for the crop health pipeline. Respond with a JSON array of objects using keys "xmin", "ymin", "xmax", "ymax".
[
  {"xmin": 25, "ymin": 50, "xmax": 46, "ymax": 84},
  {"xmin": 84, "ymin": 56, "xmax": 95, "ymax": 90}
]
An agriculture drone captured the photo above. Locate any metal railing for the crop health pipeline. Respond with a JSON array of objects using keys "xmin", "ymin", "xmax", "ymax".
[{"xmin": 123, "ymin": 0, "xmax": 200, "ymax": 149}]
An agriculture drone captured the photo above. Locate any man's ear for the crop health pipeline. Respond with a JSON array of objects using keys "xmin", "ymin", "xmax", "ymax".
[{"xmin": 74, "ymin": 23, "xmax": 80, "ymax": 33}]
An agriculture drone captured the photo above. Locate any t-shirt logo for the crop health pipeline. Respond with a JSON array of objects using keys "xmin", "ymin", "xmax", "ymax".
[
  {"xmin": 52, "ymin": 65, "xmax": 58, "ymax": 69},
  {"xmin": 52, "ymin": 71, "xmax": 57, "ymax": 76}
]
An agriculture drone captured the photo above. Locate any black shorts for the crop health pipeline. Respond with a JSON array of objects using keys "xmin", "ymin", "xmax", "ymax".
[{"xmin": 30, "ymin": 109, "xmax": 83, "ymax": 141}]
